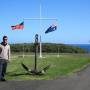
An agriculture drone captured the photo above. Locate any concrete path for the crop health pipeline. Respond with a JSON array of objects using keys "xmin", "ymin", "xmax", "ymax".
[{"xmin": 0, "ymin": 65, "xmax": 90, "ymax": 90}]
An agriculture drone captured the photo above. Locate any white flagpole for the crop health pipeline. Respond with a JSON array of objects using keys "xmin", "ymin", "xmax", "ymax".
[
  {"xmin": 23, "ymin": 3, "xmax": 58, "ymax": 59},
  {"xmin": 40, "ymin": 35, "xmax": 42, "ymax": 58},
  {"xmin": 39, "ymin": 4, "xmax": 42, "ymax": 58}
]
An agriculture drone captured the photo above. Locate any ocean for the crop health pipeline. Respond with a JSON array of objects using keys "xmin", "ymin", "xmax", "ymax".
[{"xmin": 68, "ymin": 44, "xmax": 90, "ymax": 52}]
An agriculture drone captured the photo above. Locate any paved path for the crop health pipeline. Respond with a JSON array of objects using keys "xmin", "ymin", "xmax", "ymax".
[{"xmin": 0, "ymin": 65, "xmax": 90, "ymax": 90}]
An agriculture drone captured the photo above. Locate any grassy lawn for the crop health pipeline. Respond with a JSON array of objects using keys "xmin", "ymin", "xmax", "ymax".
[{"xmin": 6, "ymin": 54, "xmax": 90, "ymax": 80}]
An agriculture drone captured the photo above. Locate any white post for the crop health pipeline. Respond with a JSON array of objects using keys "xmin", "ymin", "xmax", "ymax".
[
  {"xmin": 40, "ymin": 35, "xmax": 42, "ymax": 58},
  {"xmin": 57, "ymin": 47, "xmax": 60, "ymax": 57},
  {"xmin": 23, "ymin": 43, "xmax": 25, "ymax": 58}
]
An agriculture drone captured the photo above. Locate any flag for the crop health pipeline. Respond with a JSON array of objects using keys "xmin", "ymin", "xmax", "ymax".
[
  {"xmin": 45, "ymin": 24, "xmax": 57, "ymax": 34},
  {"xmin": 11, "ymin": 22, "xmax": 24, "ymax": 30}
]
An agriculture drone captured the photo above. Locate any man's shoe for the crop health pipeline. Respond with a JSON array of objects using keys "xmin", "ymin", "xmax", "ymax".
[{"xmin": 0, "ymin": 78, "xmax": 6, "ymax": 82}]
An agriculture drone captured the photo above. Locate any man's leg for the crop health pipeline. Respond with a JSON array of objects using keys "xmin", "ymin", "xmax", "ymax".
[
  {"xmin": 2, "ymin": 61, "xmax": 7, "ymax": 79},
  {"xmin": 0, "ymin": 60, "xmax": 3, "ymax": 80}
]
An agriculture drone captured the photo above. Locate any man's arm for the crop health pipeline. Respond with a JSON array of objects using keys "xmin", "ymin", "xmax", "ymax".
[{"xmin": 8, "ymin": 45, "xmax": 11, "ymax": 61}]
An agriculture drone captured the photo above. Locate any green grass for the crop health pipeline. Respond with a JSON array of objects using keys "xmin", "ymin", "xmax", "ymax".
[{"xmin": 6, "ymin": 54, "xmax": 90, "ymax": 80}]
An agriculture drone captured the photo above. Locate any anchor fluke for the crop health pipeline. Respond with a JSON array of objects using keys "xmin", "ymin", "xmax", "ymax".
[{"xmin": 21, "ymin": 62, "xmax": 29, "ymax": 72}]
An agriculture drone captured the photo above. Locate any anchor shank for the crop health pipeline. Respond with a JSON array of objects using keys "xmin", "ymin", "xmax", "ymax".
[{"xmin": 34, "ymin": 34, "xmax": 39, "ymax": 71}]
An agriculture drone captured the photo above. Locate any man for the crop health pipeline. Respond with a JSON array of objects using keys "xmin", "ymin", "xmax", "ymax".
[{"xmin": 0, "ymin": 36, "xmax": 11, "ymax": 81}]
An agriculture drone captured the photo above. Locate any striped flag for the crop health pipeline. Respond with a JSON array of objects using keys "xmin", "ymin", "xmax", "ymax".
[{"xmin": 11, "ymin": 22, "xmax": 24, "ymax": 30}]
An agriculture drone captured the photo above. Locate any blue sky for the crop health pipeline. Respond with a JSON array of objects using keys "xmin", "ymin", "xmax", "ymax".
[{"xmin": 0, "ymin": 0, "xmax": 90, "ymax": 44}]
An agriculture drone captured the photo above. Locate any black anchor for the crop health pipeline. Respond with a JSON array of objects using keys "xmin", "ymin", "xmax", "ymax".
[{"xmin": 21, "ymin": 34, "xmax": 50, "ymax": 75}]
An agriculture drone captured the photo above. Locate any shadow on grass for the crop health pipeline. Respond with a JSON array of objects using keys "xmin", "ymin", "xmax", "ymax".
[
  {"xmin": 7, "ymin": 72, "xmax": 30, "ymax": 76},
  {"xmin": 6, "ymin": 72, "xmax": 44, "ymax": 77}
]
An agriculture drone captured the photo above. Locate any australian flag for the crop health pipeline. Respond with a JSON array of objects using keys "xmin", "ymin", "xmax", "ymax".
[{"xmin": 45, "ymin": 24, "xmax": 57, "ymax": 34}]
